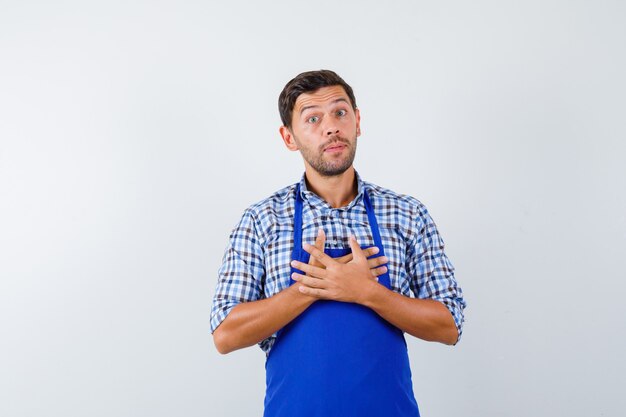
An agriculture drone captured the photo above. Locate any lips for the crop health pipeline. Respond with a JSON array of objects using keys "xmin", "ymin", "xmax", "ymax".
[{"xmin": 323, "ymin": 142, "xmax": 347, "ymax": 153}]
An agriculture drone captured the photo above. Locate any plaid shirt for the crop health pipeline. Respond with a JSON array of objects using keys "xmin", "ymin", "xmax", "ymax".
[{"xmin": 211, "ymin": 172, "xmax": 466, "ymax": 355}]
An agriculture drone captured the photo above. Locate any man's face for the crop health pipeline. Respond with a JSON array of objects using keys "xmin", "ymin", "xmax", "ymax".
[{"xmin": 280, "ymin": 85, "xmax": 361, "ymax": 177}]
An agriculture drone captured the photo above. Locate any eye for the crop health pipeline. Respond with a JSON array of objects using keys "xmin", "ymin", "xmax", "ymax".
[
  {"xmin": 336, "ymin": 109, "xmax": 347, "ymax": 117},
  {"xmin": 307, "ymin": 116, "xmax": 319, "ymax": 124}
]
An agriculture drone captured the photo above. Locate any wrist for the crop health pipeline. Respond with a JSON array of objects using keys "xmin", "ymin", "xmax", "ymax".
[
  {"xmin": 289, "ymin": 282, "xmax": 317, "ymax": 305},
  {"xmin": 356, "ymin": 278, "xmax": 385, "ymax": 306}
]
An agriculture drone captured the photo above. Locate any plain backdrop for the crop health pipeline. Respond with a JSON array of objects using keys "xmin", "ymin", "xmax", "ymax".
[{"xmin": 1, "ymin": 1, "xmax": 625, "ymax": 416}]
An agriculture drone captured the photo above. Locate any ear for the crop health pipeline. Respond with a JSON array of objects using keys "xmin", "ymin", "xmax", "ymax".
[
  {"xmin": 279, "ymin": 126, "xmax": 299, "ymax": 151},
  {"xmin": 355, "ymin": 108, "xmax": 361, "ymax": 137}
]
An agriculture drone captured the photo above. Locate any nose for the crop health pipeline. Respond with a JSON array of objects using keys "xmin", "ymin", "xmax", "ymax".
[{"xmin": 324, "ymin": 123, "xmax": 340, "ymax": 136}]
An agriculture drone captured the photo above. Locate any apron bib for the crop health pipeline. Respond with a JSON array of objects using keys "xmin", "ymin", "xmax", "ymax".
[{"xmin": 264, "ymin": 185, "xmax": 420, "ymax": 417}]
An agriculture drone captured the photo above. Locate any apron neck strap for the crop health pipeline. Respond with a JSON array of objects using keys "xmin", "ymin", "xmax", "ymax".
[
  {"xmin": 293, "ymin": 183, "xmax": 304, "ymax": 252},
  {"xmin": 362, "ymin": 189, "xmax": 385, "ymax": 255}
]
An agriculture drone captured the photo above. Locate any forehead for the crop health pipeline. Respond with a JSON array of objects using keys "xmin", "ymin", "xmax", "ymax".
[{"xmin": 294, "ymin": 85, "xmax": 350, "ymax": 113}]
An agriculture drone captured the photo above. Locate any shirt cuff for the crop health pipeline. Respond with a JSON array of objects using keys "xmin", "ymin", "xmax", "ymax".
[
  {"xmin": 439, "ymin": 298, "xmax": 465, "ymax": 344},
  {"xmin": 210, "ymin": 301, "xmax": 237, "ymax": 334}
]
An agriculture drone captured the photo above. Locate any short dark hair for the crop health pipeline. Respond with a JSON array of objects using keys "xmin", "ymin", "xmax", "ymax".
[{"xmin": 278, "ymin": 69, "xmax": 357, "ymax": 128}]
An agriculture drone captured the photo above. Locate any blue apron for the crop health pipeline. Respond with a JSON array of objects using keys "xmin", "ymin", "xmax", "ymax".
[{"xmin": 263, "ymin": 185, "xmax": 420, "ymax": 417}]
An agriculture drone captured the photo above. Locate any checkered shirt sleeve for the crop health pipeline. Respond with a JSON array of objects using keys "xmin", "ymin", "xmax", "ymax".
[
  {"xmin": 405, "ymin": 203, "xmax": 466, "ymax": 342},
  {"xmin": 210, "ymin": 209, "xmax": 265, "ymax": 333}
]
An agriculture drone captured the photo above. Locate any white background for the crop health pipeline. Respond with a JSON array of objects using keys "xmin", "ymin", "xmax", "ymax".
[{"xmin": 1, "ymin": 1, "xmax": 625, "ymax": 416}]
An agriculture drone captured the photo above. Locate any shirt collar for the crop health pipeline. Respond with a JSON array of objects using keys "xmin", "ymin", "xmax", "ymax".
[{"xmin": 298, "ymin": 170, "xmax": 365, "ymax": 210}]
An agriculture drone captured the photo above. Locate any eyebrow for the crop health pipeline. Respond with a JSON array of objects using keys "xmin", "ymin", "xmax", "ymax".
[{"xmin": 299, "ymin": 98, "xmax": 350, "ymax": 115}]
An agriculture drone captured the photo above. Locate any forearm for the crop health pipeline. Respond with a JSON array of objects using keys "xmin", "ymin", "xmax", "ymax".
[
  {"xmin": 360, "ymin": 282, "xmax": 459, "ymax": 345},
  {"xmin": 213, "ymin": 283, "xmax": 316, "ymax": 354}
]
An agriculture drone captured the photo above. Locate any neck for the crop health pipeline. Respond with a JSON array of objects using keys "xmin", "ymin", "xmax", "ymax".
[{"xmin": 304, "ymin": 166, "xmax": 358, "ymax": 208}]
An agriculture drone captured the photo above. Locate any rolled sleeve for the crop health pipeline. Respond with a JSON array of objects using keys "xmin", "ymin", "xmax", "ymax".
[
  {"xmin": 210, "ymin": 209, "xmax": 265, "ymax": 333},
  {"xmin": 406, "ymin": 206, "xmax": 466, "ymax": 342}
]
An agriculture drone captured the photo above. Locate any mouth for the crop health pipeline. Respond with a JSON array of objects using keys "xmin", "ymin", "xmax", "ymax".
[{"xmin": 323, "ymin": 143, "xmax": 347, "ymax": 153}]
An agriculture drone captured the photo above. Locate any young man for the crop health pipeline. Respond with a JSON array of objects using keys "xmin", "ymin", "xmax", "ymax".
[{"xmin": 211, "ymin": 70, "xmax": 466, "ymax": 417}]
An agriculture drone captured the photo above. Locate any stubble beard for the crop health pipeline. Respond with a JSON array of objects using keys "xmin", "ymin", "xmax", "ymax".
[{"xmin": 298, "ymin": 134, "xmax": 357, "ymax": 177}]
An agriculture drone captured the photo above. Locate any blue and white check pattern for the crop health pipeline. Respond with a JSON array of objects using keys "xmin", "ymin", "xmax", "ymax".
[{"xmin": 211, "ymin": 172, "xmax": 466, "ymax": 355}]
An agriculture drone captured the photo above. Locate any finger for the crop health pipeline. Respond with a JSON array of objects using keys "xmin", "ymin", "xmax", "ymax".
[
  {"xmin": 292, "ymin": 272, "xmax": 327, "ymax": 288},
  {"xmin": 302, "ymin": 243, "xmax": 335, "ymax": 267},
  {"xmin": 371, "ymin": 265, "xmax": 388, "ymax": 277},
  {"xmin": 348, "ymin": 236, "xmax": 366, "ymax": 262},
  {"xmin": 338, "ymin": 246, "xmax": 380, "ymax": 263},
  {"xmin": 335, "ymin": 253, "xmax": 353, "ymax": 264},
  {"xmin": 335, "ymin": 246, "xmax": 380, "ymax": 268},
  {"xmin": 324, "ymin": 244, "xmax": 381, "ymax": 265},
  {"xmin": 298, "ymin": 285, "xmax": 330, "ymax": 299},
  {"xmin": 309, "ymin": 257, "xmax": 323, "ymax": 268},
  {"xmin": 362, "ymin": 246, "xmax": 380, "ymax": 258},
  {"xmin": 366, "ymin": 255, "xmax": 388, "ymax": 269},
  {"xmin": 314, "ymin": 228, "xmax": 326, "ymax": 251},
  {"xmin": 309, "ymin": 228, "xmax": 326, "ymax": 268},
  {"xmin": 291, "ymin": 259, "xmax": 327, "ymax": 278}
]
